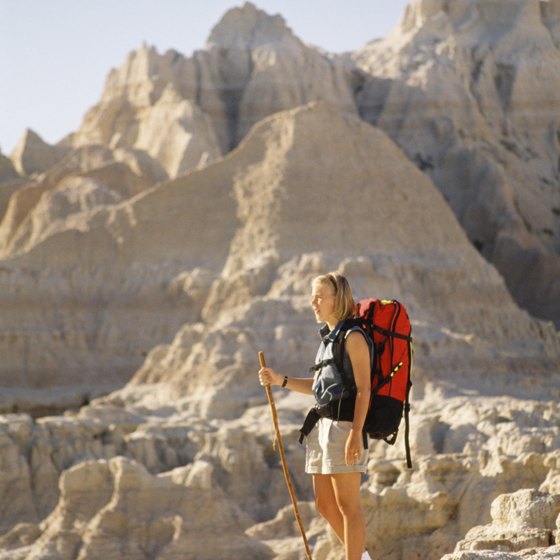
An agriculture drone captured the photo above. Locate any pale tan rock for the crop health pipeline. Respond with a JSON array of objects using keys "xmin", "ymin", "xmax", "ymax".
[
  {"xmin": 456, "ymin": 518, "xmax": 549, "ymax": 552},
  {"xmin": 441, "ymin": 546, "xmax": 560, "ymax": 559},
  {"xmin": 53, "ymin": 143, "xmax": 167, "ymax": 183},
  {"xmin": 74, "ymin": 3, "xmax": 355, "ymax": 160},
  {"xmin": 245, "ymin": 501, "xmax": 324, "ymax": 560},
  {"xmin": 541, "ymin": 0, "xmax": 560, "ymax": 48},
  {"xmin": 118, "ymin": 103, "xmax": 559, "ymax": 423},
  {"xmin": 74, "ymin": 45, "xmax": 225, "ymax": 175},
  {"xmin": 0, "ymin": 91, "xmax": 557, "ymax": 559},
  {"xmin": 0, "ymin": 152, "xmax": 19, "ymax": 182},
  {"xmin": 0, "ymin": 99, "xmax": 493, "ymax": 401},
  {"xmin": 0, "ymin": 177, "xmax": 25, "ymax": 228},
  {"xmin": 49, "ymin": 144, "xmax": 169, "ymax": 196},
  {"xmin": 133, "ymin": 84, "xmax": 222, "ymax": 177},
  {"xmin": 0, "ymin": 6, "xmax": 559, "ymax": 560},
  {"xmin": 452, "ymin": 489, "xmax": 560, "ymax": 556},
  {"xmin": 0, "ymin": 402, "xmax": 301, "ymax": 538},
  {"xmin": 0, "ymin": 523, "xmax": 41, "ymax": 551},
  {"xmin": 10, "ymin": 129, "xmax": 70, "ymax": 176},
  {"xmin": 206, "ymin": 2, "xmax": 356, "ymax": 145},
  {"xmin": 0, "ymin": 144, "xmax": 167, "ymax": 259},
  {"xmin": 353, "ymin": 0, "xmax": 560, "ymax": 325},
  {"xmin": 1, "ymin": 393, "xmax": 560, "ymax": 560},
  {"xmin": 540, "ymin": 453, "xmax": 560, "ymax": 496},
  {"xmin": 0, "ymin": 143, "xmax": 196, "ymax": 395},
  {"xmin": 320, "ymin": 390, "xmax": 560, "ymax": 559},
  {"xmin": 1, "ymin": 454, "xmax": 271, "ymax": 559},
  {"xmin": 3, "ymin": 176, "xmax": 120, "ymax": 256},
  {"xmin": 0, "ymin": 417, "xmax": 37, "ymax": 533},
  {"xmin": 556, "ymin": 510, "xmax": 560, "ymax": 552},
  {"xmin": 491, "ymin": 489, "xmax": 560, "ymax": 531}
]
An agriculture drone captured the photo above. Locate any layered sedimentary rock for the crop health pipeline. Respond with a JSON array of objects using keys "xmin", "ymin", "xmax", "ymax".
[
  {"xmin": 353, "ymin": 0, "xmax": 560, "ymax": 324},
  {"xmin": 0, "ymin": 152, "xmax": 19, "ymax": 182},
  {"xmin": 8, "ymin": 2, "xmax": 559, "ymax": 325},
  {"xmin": 1, "ymin": 101, "xmax": 558, "ymax": 559},
  {"xmin": 122, "ymin": 102, "xmax": 559, "ymax": 421},
  {"xmin": 0, "ymin": 144, "xmax": 168, "ymax": 258},
  {"xmin": 72, "ymin": 3, "xmax": 355, "ymax": 171},
  {"xmin": 204, "ymin": 2, "xmax": 357, "ymax": 146},
  {"xmin": 10, "ymin": 129, "xmax": 71, "ymax": 176},
  {"xmin": 1, "ymin": 390, "xmax": 559, "ymax": 559},
  {"xmin": 1, "ymin": 3, "xmax": 559, "ymax": 559},
  {"xmin": 454, "ymin": 489, "xmax": 560, "ymax": 553},
  {"xmin": 441, "ymin": 489, "xmax": 560, "ymax": 559}
]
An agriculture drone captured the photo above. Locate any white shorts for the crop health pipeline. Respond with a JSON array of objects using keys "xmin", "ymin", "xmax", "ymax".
[{"xmin": 305, "ymin": 417, "xmax": 367, "ymax": 475}]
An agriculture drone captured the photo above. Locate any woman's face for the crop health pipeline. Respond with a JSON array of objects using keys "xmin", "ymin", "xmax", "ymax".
[{"xmin": 310, "ymin": 281, "xmax": 337, "ymax": 324}]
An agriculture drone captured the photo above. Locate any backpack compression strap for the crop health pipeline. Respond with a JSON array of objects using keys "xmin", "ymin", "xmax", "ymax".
[
  {"xmin": 309, "ymin": 358, "xmax": 335, "ymax": 373},
  {"xmin": 372, "ymin": 324, "xmax": 413, "ymax": 341}
]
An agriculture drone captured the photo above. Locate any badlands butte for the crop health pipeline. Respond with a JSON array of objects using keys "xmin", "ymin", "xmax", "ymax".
[{"xmin": 0, "ymin": 1, "xmax": 559, "ymax": 559}]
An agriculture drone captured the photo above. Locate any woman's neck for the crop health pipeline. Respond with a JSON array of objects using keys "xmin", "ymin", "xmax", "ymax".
[{"xmin": 326, "ymin": 319, "xmax": 338, "ymax": 331}]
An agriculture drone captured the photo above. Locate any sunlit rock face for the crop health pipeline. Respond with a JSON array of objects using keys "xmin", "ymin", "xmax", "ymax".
[
  {"xmin": 354, "ymin": 0, "xmax": 560, "ymax": 325},
  {"xmin": 0, "ymin": 3, "xmax": 559, "ymax": 560},
  {"xmin": 10, "ymin": 129, "xmax": 71, "ymax": 176},
  {"xmin": 2, "ymin": 99, "xmax": 556, "ymax": 413},
  {"xmin": 71, "ymin": 2, "xmax": 355, "ymax": 177}
]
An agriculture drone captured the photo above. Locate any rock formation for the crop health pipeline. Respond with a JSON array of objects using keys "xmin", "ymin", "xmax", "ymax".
[
  {"xmin": 441, "ymin": 489, "xmax": 560, "ymax": 559},
  {"xmin": 0, "ymin": 151, "xmax": 19, "ymax": 183},
  {"xmin": 10, "ymin": 129, "xmax": 71, "ymax": 176},
  {"xmin": 72, "ymin": 3, "xmax": 356, "ymax": 167},
  {"xmin": 0, "ymin": 144, "xmax": 168, "ymax": 258},
  {"xmin": 8, "ymin": 1, "xmax": 559, "ymax": 325},
  {"xmin": 0, "ymin": 152, "xmax": 25, "ymax": 225},
  {"xmin": 455, "ymin": 488, "xmax": 560, "ymax": 553},
  {"xmin": 1, "ymin": 100, "xmax": 556, "ymax": 414},
  {"xmin": 0, "ymin": 2, "xmax": 559, "ymax": 560},
  {"xmin": 353, "ymin": 0, "xmax": 560, "ymax": 325},
  {"xmin": 120, "ymin": 102, "xmax": 558, "ymax": 423}
]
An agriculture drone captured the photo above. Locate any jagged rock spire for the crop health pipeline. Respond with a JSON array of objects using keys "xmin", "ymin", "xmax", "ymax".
[{"xmin": 206, "ymin": 2, "xmax": 297, "ymax": 50}]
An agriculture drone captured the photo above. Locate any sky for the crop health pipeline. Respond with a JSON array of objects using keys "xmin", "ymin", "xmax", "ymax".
[{"xmin": 0, "ymin": 0, "xmax": 409, "ymax": 155}]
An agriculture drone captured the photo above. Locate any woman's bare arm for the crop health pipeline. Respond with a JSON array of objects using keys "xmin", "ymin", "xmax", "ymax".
[
  {"xmin": 344, "ymin": 330, "xmax": 372, "ymax": 463},
  {"xmin": 258, "ymin": 367, "xmax": 314, "ymax": 395}
]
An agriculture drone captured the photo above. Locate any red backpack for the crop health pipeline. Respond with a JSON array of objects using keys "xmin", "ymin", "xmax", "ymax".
[{"xmin": 338, "ymin": 298, "xmax": 413, "ymax": 468}]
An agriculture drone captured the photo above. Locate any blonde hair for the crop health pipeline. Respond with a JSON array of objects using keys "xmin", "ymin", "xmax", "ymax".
[{"xmin": 313, "ymin": 272, "xmax": 356, "ymax": 322}]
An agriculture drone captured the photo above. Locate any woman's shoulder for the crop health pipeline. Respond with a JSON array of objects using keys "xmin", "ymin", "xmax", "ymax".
[{"xmin": 344, "ymin": 328, "xmax": 370, "ymax": 350}]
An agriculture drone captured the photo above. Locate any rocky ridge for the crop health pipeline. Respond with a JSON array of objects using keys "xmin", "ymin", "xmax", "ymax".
[
  {"xmin": 73, "ymin": 3, "xmax": 355, "ymax": 170},
  {"xmin": 353, "ymin": 0, "xmax": 560, "ymax": 325},
  {"xmin": 0, "ymin": 2, "xmax": 559, "ymax": 559}
]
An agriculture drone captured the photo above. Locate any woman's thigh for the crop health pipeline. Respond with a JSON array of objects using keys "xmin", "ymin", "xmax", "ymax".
[
  {"xmin": 313, "ymin": 472, "xmax": 362, "ymax": 511},
  {"xmin": 330, "ymin": 472, "xmax": 363, "ymax": 513},
  {"xmin": 312, "ymin": 474, "xmax": 337, "ymax": 506}
]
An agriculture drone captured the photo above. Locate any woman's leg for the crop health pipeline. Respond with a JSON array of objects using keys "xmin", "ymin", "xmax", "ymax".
[
  {"xmin": 313, "ymin": 472, "xmax": 366, "ymax": 559},
  {"xmin": 331, "ymin": 472, "xmax": 366, "ymax": 560},
  {"xmin": 312, "ymin": 474, "xmax": 344, "ymax": 542}
]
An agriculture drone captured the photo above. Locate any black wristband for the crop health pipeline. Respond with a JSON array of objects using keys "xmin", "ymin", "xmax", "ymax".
[{"xmin": 281, "ymin": 376, "xmax": 288, "ymax": 388}]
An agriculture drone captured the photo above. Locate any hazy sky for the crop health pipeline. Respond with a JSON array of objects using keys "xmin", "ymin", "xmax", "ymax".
[{"xmin": 0, "ymin": 0, "xmax": 409, "ymax": 154}]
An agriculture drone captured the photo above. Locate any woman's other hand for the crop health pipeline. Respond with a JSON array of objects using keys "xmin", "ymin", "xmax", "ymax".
[{"xmin": 345, "ymin": 428, "xmax": 364, "ymax": 465}]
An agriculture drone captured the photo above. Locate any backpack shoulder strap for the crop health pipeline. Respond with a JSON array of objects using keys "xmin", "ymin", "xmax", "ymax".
[{"xmin": 309, "ymin": 322, "xmax": 347, "ymax": 373}]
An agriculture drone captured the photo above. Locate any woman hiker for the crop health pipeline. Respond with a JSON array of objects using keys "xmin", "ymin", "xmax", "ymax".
[{"xmin": 258, "ymin": 272, "xmax": 373, "ymax": 560}]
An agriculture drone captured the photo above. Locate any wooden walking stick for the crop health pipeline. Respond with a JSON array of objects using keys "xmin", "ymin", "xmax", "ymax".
[{"xmin": 259, "ymin": 351, "xmax": 313, "ymax": 560}]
